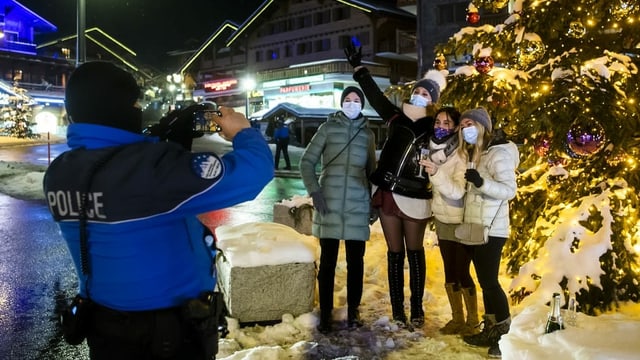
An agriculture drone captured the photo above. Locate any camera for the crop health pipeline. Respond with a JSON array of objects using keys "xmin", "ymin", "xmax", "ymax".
[{"xmin": 193, "ymin": 101, "xmax": 222, "ymax": 133}]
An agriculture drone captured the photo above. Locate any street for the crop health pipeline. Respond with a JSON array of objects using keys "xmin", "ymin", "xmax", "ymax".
[{"xmin": 0, "ymin": 141, "xmax": 307, "ymax": 359}]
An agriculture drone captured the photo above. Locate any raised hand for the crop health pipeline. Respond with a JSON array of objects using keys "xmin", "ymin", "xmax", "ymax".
[{"xmin": 344, "ymin": 42, "xmax": 362, "ymax": 68}]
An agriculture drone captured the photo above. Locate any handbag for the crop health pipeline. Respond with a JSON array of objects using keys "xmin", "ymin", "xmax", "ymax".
[
  {"xmin": 454, "ymin": 222, "xmax": 489, "ymax": 245},
  {"xmin": 454, "ymin": 188, "xmax": 503, "ymax": 245}
]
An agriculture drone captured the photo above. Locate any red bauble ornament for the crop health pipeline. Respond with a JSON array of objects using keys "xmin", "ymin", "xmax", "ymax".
[
  {"xmin": 467, "ymin": 11, "xmax": 480, "ymax": 24},
  {"xmin": 474, "ymin": 56, "xmax": 494, "ymax": 74}
]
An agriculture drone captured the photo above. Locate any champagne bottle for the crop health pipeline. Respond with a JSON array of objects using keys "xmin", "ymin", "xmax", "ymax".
[{"xmin": 545, "ymin": 292, "xmax": 565, "ymax": 333}]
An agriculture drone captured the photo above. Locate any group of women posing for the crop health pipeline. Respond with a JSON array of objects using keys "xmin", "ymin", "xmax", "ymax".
[{"xmin": 299, "ymin": 44, "xmax": 519, "ymax": 359}]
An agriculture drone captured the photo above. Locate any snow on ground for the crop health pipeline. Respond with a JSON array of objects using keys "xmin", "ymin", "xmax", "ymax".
[{"xmin": 2, "ymin": 134, "xmax": 640, "ymax": 359}]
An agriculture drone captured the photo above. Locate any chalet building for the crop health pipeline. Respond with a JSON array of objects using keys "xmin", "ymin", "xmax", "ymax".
[
  {"xmin": 179, "ymin": 0, "xmax": 418, "ymax": 114},
  {"xmin": 176, "ymin": 0, "xmax": 419, "ymax": 146}
]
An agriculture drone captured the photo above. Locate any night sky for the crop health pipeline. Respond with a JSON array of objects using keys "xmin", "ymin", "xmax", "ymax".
[{"xmin": 18, "ymin": 0, "xmax": 263, "ymax": 71}]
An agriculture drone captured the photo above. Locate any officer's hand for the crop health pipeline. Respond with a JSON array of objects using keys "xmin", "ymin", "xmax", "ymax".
[
  {"xmin": 150, "ymin": 104, "xmax": 205, "ymax": 150},
  {"xmin": 213, "ymin": 106, "xmax": 250, "ymax": 141},
  {"xmin": 344, "ymin": 42, "xmax": 362, "ymax": 68}
]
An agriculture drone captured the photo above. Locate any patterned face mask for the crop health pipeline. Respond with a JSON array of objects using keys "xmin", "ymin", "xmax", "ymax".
[
  {"xmin": 342, "ymin": 101, "xmax": 362, "ymax": 119},
  {"xmin": 434, "ymin": 127, "xmax": 454, "ymax": 140}
]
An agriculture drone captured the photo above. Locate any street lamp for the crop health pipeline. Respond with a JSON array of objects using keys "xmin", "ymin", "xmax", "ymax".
[
  {"xmin": 166, "ymin": 73, "xmax": 183, "ymax": 109},
  {"xmin": 77, "ymin": 0, "xmax": 86, "ymax": 66},
  {"xmin": 242, "ymin": 77, "xmax": 256, "ymax": 117}
]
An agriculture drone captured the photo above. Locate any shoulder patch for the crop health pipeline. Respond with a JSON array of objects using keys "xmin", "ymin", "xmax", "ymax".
[{"xmin": 191, "ymin": 153, "xmax": 224, "ymax": 180}]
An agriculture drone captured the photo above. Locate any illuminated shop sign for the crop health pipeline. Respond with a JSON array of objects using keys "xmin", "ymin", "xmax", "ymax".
[
  {"xmin": 204, "ymin": 79, "xmax": 239, "ymax": 93},
  {"xmin": 280, "ymin": 84, "xmax": 310, "ymax": 93}
]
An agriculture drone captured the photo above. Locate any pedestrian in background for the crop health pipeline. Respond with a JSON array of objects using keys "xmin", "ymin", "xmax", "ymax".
[
  {"xmin": 456, "ymin": 107, "xmax": 519, "ymax": 358},
  {"xmin": 419, "ymin": 107, "xmax": 480, "ymax": 335},
  {"xmin": 299, "ymin": 86, "xmax": 376, "ymax": 334},
  {"xmin": 43, "ymin": 61, "xmax": 273, "ymax": 360},
  {"xmin": 274, "ymin": 115, "xmax": 292, "ymax": 170},
  {"xmin": 345, "ymin": 42, "xmax": 446, "ymax": 328}
]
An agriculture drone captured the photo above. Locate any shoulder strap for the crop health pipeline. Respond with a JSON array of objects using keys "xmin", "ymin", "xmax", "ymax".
[
  {"xmin": 78, "ymin": 146, "xmax": 127, "ymax": 296},
  {"xmin": 324, "ymin": 125, "xmax": 364, "ymax": 167}
]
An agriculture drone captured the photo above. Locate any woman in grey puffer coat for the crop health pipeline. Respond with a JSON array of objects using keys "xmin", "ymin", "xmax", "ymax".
[{"xmin": 299, "ymin": 86, "xmax": 376, "ymax": 334}]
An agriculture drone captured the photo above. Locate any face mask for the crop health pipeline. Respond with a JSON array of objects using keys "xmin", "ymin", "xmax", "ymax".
[
  {"xmin": 462, "ymin": 126, "xmax": 479, "ymax": 144},
  {"xmin": 410, "ymin": 94, "xmax": 429, "ymax": 108},
  {"xmin": 434, "ymin": 127, "xmax": 453, "ymax": 140},
  {"xmin": 342, "ymin": 101, "xmax": 362, "ymax": 119}
]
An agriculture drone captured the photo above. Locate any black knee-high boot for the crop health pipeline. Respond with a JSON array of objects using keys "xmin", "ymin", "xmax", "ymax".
[
  {"xmin": 317, "ymin": 264, "xmax": 334, "ymax": 333},
  {"xmin": 317, "ymin": 240, "xmax": 338, "ymax": 334},
  {"xmin": 346, "ymin": 241, "xmax": 365, "ymax": 328},
  {"xmin": 408, "ymin": 248, "xmax": 426, "ymax": 327},
  {"xmin": 387, "ymin": 251, "xmax": 407, "ymax": 323}
]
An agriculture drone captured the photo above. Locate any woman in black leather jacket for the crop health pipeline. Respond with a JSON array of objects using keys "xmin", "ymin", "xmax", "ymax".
[{"xmin": 345, "ymin": 44, "xmax": 447, "ymax": 327}]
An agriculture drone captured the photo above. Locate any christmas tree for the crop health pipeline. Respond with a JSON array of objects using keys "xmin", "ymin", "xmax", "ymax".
[
  {"xmin": 1, "ymin": 86, "xmax": 38, "ymax": 139},
  {"xmin": 434, "ymin": 0, "xmax": 640, "ymax": 314}
]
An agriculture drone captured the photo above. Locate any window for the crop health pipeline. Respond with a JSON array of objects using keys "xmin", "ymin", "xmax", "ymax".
[
  {"xmin": 333, "ymin": 7, "xmax": 351, "ymax": 21},
  {"xmin": 314, "ymin": 10, "xmax": 331, "ymax": 25},
  {"xmin": 285, "ymin": 44, "xmax": 293, "ymax": 57},
  {"xmin": 340, "ymin": 34, "xmax": 366, "ymax": 48},
  {"xmin": 297, "ymin": 41, "xmax": 312, "ymax": 55},
  {"xmin": 255, "ymin": 50, "xmax": 264, "ymax": 62},
  {"xmin": 314, "ymin": 39, "xmax": 331, "ymax": 52},
  {"xmin": 338, "ymin": 35, "xmax": 351, "ymax": 49},
  {"xmin": 437, "ymin": 2, "xmax": 468, "ymax": 25},
  {"xmin": 357, "ymin": 32, "xmax": 370, "ymax": 46},
  {"xmin": 268, "ymin": 48, "xmax": 280, "ymax": 60},
  {"xmin": 296, "ymin": 14, "xmax": 312, "ymax": 29}
]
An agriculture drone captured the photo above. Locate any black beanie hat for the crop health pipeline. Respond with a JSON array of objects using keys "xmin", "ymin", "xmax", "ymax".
[
  {"xmin": 65, "ymin": 61, "xmax": 142, "ymax": 133},
  {"xmin": 340, "ymin": 86, "xmax": 365, "ymax": 108},
  {"xmin": 412, "ymin": 70, "xmax": 446, "ymax": 104}
]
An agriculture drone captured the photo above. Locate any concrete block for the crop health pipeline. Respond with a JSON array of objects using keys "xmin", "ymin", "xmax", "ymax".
[
  {"xmin": 272, "ymin": 197, "xmax": 313, "ymax": 235},
  {"xmin": 214, "ymin": 222, "xmax": 318, "ymax": 323}
]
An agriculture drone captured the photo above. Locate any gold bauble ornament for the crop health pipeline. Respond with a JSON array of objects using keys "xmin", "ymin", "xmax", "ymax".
[
  {"xmin": 433, "ymin": 54, "xmax": 448, "ymax": 71},
  {"xmin": 567, "ymin": 21, "xmax": 586, "ymax": 39},
  {"xmin": 514, "ymin": 39, "xmax": 546, "ymax": 69}
]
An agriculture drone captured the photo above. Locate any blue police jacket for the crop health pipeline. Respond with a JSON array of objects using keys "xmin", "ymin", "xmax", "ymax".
[{"xmin": 43, "ymin": 123, "xmax": 274, "ymax": 311}]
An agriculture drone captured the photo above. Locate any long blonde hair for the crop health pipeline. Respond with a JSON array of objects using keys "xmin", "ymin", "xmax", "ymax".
[{"xmin": 457, "ymin": 122, "xmax": 492, "ymax": 165}]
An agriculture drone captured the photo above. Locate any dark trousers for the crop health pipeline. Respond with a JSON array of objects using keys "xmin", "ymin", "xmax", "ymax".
[
  {"xmin": 439, "ymin": 238, "xmax": 475, "ymax": 288},
  {"xmin": 469, "ymin": 236, "xmax": 510, "ymax": 322},
  {"xmin": 86, "ymin": 303, "xmax": 211, "ymax": 360},
  {"xmin": 317, "ymin": 238, "xmax": 366, "ymax": 314},
  {"xmin": 274, "ymin": 137, "xmax": 291, "ymax": 169}
]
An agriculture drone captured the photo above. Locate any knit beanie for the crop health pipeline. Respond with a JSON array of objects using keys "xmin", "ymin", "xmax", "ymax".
[
  {"xmin": 340, "ymin": 86, "xmax": 365, "ymax": 108},
  {"xmin": 461, "ymin": 107, "xmax": 492, "ymax": 133},
  {"xmin": 65, "ymin": 61, "xmax": 142, "ymax": 133},
  {"xmin": 412, "ymin": 70, "xmax": 447, "ymax": 104}
]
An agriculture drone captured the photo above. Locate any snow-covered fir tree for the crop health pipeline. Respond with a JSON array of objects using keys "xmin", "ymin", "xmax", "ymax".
[
  {"xmin": 433, "ymin": 0, "xmax": 640, "ymax": 314},
  {"xmin": 1, "ymin": 86, "xmax": 38, "ymax": 139}
]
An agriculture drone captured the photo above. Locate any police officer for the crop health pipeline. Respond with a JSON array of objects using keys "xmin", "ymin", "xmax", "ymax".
[{"xmin": 44, "ymin": 61, "xmax": 274, "ymax": 359}]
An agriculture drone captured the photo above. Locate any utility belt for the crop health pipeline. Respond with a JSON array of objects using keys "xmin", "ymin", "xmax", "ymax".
[{"xmin": 62, "ymin": 291, "xmax": 226, "ymax": 359}]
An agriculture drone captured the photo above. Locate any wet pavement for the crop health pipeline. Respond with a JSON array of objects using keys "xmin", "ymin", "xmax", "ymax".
[{"xmin": 0, "ymin": 140, "xmax": 308, "ymax": 359}]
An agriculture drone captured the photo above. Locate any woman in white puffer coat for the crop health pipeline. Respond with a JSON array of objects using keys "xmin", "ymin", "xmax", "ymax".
[
  {"xmin": 420, "ymin": 107, "xmax": 480, "ymax": 337},
  {"xmin": 456, "ymin": 107, "xmax": 519, "ymax": 359}
]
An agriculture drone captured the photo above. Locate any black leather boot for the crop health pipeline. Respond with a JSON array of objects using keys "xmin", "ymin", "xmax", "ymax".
[
  {"xmin": 317, "ymin": 248, "xmax": 336, "ymax": 334},
  {"xmin": 408, "ymin": 248, "xmax": 426, "ymax": 327},
  {"xmin": 387, "ymin": 251, "xmax": 407, "ymax": 324}
]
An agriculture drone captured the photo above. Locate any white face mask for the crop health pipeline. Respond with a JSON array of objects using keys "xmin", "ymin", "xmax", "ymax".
[
  {"xmin": 342, "ymin": 101, "xmax": 362, "ymax": 119},
  {"xmin": 410, "ymin": 94, "xmax": 429, "ymax": 108},
  {"xmin": 462, "ymin": 126, "xmax": 479, "ymax": 144}
]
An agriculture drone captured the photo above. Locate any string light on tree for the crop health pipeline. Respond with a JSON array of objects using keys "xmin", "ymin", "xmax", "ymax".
[{"xmin": 433, "ymin": 0, "xmax": 640, "ymax": 314}]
